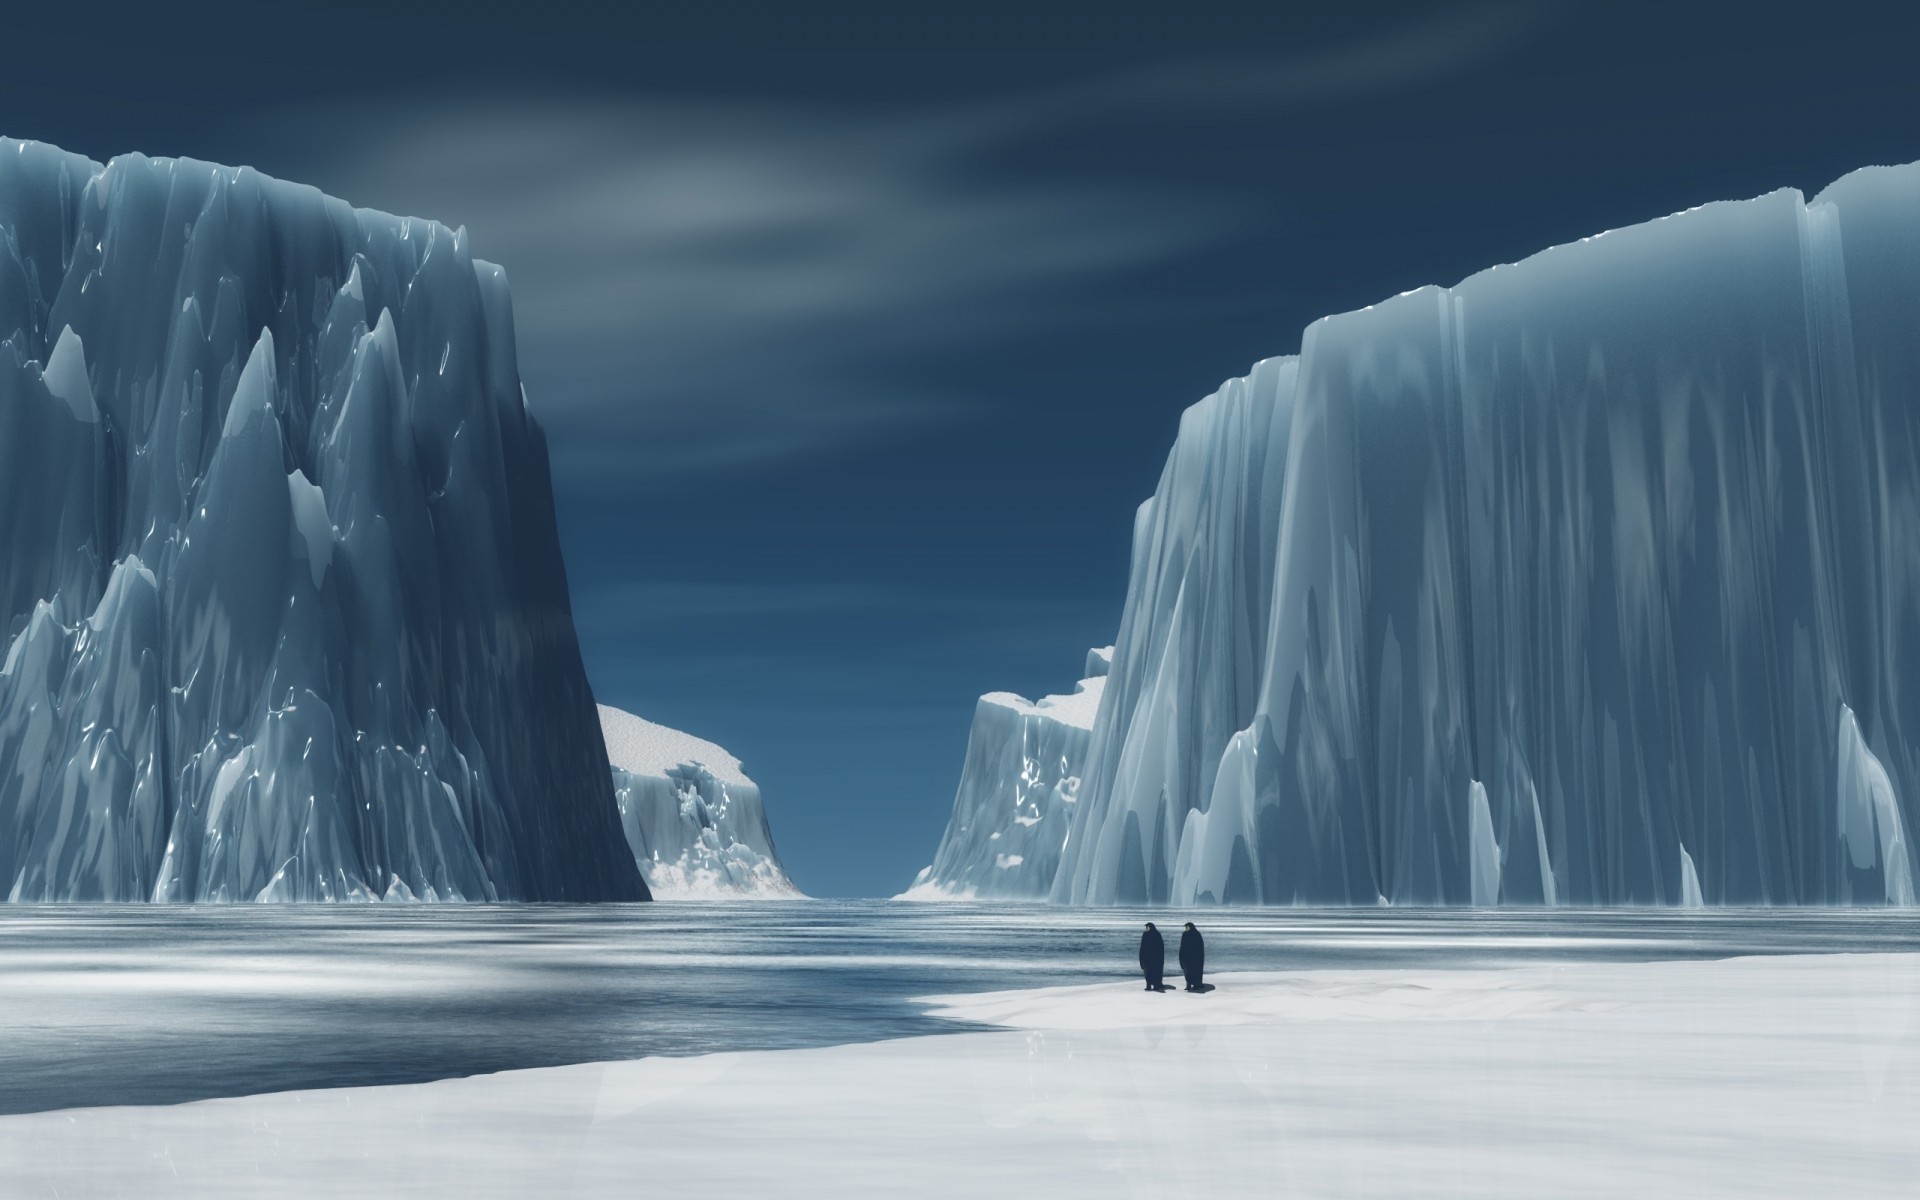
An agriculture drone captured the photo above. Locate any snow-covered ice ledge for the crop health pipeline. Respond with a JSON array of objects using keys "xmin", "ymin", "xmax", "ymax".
[
  {"xmin": 4, "ymin": 953, "xmax": 1917, "ymax": 1197},
  {"xmin": 599, "ymin": 704, "xmax": 801, "ymax": 898}
]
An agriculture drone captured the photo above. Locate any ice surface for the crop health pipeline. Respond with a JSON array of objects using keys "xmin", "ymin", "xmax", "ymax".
[
  {"xmin": 3, "ymin": 952, "xmax": 1915, "ymax": 1198},
  {"xmin": 902, "ymin": 652, "xmax": 1110, "ymax": 899},
  {"xmin": 1055, "ymin": 161, "xmax": 1920, "ymax": 906},
  {"xmin": 15, "ymin": 904, "xmax": 1906, "ymax": 1114},
  {"xmin": 919, "ymin": 967, "xmax": 1603, "ymax": 1029},
  {"xmin": 0, "ymin": 139, "xmax": 644, "ymax": 901},
  {"xmin": 600, "ymin": 704, "xmax": 799, "ymax": 898}
]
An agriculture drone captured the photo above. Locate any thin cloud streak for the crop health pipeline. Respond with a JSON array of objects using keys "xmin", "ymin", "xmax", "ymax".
[
  {"xmin": 1035, "ymin": 2, "xmax": 1566, "ymax": 117},
  {"xmin": 253, "ymin": 99, "xmax": 1240, "ymax": 473},
  {"xmin": 229, "ymin": 3, "xmax": 1557, "ymax": 477}
]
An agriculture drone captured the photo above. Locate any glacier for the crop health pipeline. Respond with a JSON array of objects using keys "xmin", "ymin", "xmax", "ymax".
[
  {"xmin": 901, "ymin": 648, "xmax": 1111, "ymax": 900},
  {"xmin": 1046, "ymin": 160, "xmax": 1920, "ymax": 906},
  {"xmin": 599, "ymin": 704, "xmax": 799, "ymax": 898},
  {"xmin": 0, "ymin": 139, "xmax": 646, "ymax": 902}
]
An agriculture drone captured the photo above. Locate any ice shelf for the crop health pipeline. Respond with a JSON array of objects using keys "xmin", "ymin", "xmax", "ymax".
[{"xmin": 1050, "ymin": 162, "xmax": 1920, "ymax": 906}]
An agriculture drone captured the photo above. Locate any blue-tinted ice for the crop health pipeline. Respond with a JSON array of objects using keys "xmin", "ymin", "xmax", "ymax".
[
  {"xmin": 0, "ymin": 902, "xmax": 1913, "ymax": 1115},
  {"xmin": 0, "ymin": 140, "xmax": 644, "ymax": 902},
  {"xmin": 1053, "ymin": 164, "xmax": 1920, "ymax": 906}
]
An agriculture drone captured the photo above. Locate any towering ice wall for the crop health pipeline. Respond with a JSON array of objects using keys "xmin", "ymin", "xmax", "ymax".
[
  {"xmin": 1054, "ymin": 161, "xmax": 1920, "ymax": 907},
  {"xmin": 599, "ymin": 704, "xmax": 798, "ymax": 898},
  {"xmin": 0, "ymin": 139, "xmax": 646, "ymax": 902},
  {"xmin": 902, "ymin": 648, "xmax": 1111, "ymax": 900}
]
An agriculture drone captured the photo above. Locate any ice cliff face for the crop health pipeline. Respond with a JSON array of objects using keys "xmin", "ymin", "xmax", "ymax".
[
  {"xmin": 1053, "ymin": 161, "xmax": 1920, "ymax": 907},
  {"xmin": 901, "ymin": 648, "xmax": 1111, "ymax": 900},
  {"xmin": 599, "ymin": 704, "xmax": 798, "ymax": 898},
  {"xmin": 0, "ymin": 139, "xmax": 646, "ymax": 901}
]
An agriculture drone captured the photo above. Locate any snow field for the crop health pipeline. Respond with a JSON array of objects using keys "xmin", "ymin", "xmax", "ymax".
[{"xmin": 2, "ymin": 953, "xmax": 1915, "ymax": 1197}]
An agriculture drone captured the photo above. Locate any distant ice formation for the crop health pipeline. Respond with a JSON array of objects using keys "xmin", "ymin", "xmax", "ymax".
[
  {"xmin": 1047, "ymin": 161, "xmax": 1920, "ymax": 906},
  {"xmin": 600, "ymin": 704, "xmax": 799, "ymax": 898},
  {"xmin": 0, "ymin": 140, "xmax": 645, "ymax": 901},
  {"xmin": 901, "ymin": 648, "xmax": 1112, "ymax": 900}
]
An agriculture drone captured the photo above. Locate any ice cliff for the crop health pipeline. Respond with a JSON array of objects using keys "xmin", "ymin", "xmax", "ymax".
[
  {"xmin": 901, "ymin": 648, "xmax": 1111, "ymax": 900},
  {"xmin": 599, "ymin": 704, "xmax": 798, "ymax": 898},
  {"xmin": 0, "ymin": 139, "xmax": 647, "ymax": 901},
  {"xmin": 1049, "ymin": 160, "xmax": 1920, "ymax": 907}
]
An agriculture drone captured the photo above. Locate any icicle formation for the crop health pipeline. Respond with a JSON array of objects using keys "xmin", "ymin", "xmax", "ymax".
[
  {"xmin": 0, "ymin": 139, "xmax": 647, "ymax": 901},
  {"xmin": 1054, "ymin": 162, "xmax": 1920, "ymax": 906}
]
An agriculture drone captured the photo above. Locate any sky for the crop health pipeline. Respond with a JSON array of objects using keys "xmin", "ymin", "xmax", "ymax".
[{"xmin": 3, "ymin": 1, "xmax": 1916, "ymax": 894}]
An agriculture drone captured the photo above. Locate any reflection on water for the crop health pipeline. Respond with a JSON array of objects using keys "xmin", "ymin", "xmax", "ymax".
[{"xmin": 0, "ymin": 902, "xmax": 1913, "ymax": 1114}]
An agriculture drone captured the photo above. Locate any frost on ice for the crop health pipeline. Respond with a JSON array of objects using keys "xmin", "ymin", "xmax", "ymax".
[
  {"xmin": 0, "ymin": 140, "xmax": 646, "ymax": 902},
  {"xmin": 1046, "ymin": 161, "xmax": 1920, "ymax": 907},
  {"xmin": 599, "ymin": 704, "xmax": 799, "ymax": 898},
  {"xmin": 901, "ymin": 648, "xmax": 1111, "ymax": 900}
]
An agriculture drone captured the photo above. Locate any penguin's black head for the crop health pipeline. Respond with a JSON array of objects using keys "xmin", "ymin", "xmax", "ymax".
[
  {"xmin": 1183, "ymin": 922, "xmax": 1195, "ymax": 930},
  {"xmin": 1144, "ymin": 922, "xmax": 1156, "ymax": 930}
]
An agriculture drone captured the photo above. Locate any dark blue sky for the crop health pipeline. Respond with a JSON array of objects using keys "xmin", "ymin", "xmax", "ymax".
[{"xmin": 5, "ymin": 2, "xmax": 1915, "ymax": 894}]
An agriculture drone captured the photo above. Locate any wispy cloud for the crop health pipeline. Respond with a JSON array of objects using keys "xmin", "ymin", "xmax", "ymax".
[
  {"xmin": 240, "ymin": 99, "xmax": 1238, "ymax": 473},
  {"xmin": 227, "ymin": 3, "xmax": 1557, "ymax": 477}
]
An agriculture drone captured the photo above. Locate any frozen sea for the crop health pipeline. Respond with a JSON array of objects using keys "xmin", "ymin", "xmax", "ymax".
[{"xmin": 2, "ymin": 902, "xmax": 1917, "ymax": 1115}]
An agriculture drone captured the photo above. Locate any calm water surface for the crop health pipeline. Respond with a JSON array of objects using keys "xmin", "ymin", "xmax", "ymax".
[{"xmin": 1, "ymin": 902, "xmax": 1915, "ymax": 1114}]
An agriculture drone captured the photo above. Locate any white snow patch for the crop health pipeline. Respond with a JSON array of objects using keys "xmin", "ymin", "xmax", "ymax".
[
  {"xmin": 920, "ymin": 969, "xmax": 1595, "ymax": 1030},
  {"xmin": 980, "ymin": 673, "xmax": 1105, "ymax": 732},
  {"xmin": 5, "ymin": 954, "xmax": 1918, "ymax": 1198},
  {"xmin": 598, "ymin": 703, "xmax": 749, "ymax": 786}
]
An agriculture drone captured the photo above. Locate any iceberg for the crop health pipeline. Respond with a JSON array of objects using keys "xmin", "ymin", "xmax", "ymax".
[
  {"xmin": 901, "ymin": 648, "xmax": 1111, "ymax": 900},
  {"xmin": 1053, "ymin": 160, "xmax": 1920, "ymax": 906},
  {"xmin": 600, "ymin": 704, "xmax": 799, "ymax": 898},
  {"xmin": 0, "ymin": 139, "xmax": 646, "ymax": 901}
]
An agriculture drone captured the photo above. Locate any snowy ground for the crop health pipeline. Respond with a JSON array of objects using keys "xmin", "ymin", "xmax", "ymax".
[{"xmin": 4, "ymin": 952, "xmax": 1916, "ymax": 1197}]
